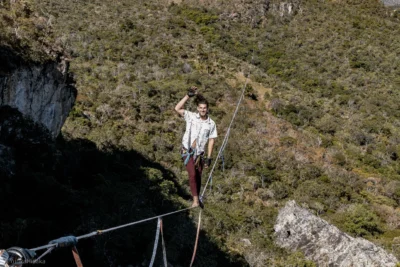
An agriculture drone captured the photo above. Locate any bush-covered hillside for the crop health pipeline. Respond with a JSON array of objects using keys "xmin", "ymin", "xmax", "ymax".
[
  {"xmin": 2, "ymin": 0, "xmax": 400, "ymax": 265},
  {"xmin": 0, "ymin": 0, "xmax": 64, "ymax": 61}
]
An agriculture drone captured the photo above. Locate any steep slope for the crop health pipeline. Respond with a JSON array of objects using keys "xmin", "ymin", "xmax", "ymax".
[
  {"xmin": 0, "ymin": 2, "xmax": 244, "ymax": 266},
  {"xmin": 5, "ymin": 0, "xmax": 399, "ymax": 265}
]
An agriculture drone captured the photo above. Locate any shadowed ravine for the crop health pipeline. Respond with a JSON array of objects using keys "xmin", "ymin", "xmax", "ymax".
[{"xmin": 0, "ymin": 106, "xmax": 246, "ymax": 266}]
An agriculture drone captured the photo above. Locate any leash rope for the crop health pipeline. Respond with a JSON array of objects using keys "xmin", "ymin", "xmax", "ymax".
[{"xmin": 149, "ymin": 218, "xmax": 161, "ymax": 267}]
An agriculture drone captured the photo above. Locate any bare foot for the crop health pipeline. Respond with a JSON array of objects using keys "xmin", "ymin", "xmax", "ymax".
[{"xmin": 192, "ymin": 196, "xmax": 200, "ymax": 208}]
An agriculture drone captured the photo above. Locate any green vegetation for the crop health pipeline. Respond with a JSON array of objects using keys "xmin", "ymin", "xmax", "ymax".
[
  {"xmin": 1, "ymin": 0, "xmax": 400, "ymax": 265},
  {"xmin": 0, "ymin": 0, "xmax": 60, "ymax": 61}
]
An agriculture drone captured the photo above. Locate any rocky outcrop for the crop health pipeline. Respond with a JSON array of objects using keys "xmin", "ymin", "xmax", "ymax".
[
  {"xmin": 274, "ymin": 200, "xmax": 398, "ymax": 267},
  {"xmin": 382, "ymin": 0, "xmax": 400, "ymax": 7},
  {"xmin": 179, "ymin": 0, "xmax": 301, "ymax": 24},
  {"xmin": 0, "ymin": 47, "xmax": 76, "ymax": 138},
  {"xmin": 270, "ymin": 1, "xmax": 301, "ymax": 17}
]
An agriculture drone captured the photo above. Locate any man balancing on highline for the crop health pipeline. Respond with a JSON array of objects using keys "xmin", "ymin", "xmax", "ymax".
[{"xmin": 174, "ymin": 86, "xmax": 217, "ymax": 208}]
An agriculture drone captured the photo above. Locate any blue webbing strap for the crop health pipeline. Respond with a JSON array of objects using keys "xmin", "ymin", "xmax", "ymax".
[
  {"xmin": 49, "ymin": 236, "xmax": 78, "ymax": 248},
  {"xmin": 181, "ymin": 148, "xmax": 196, "ymax": 166}
]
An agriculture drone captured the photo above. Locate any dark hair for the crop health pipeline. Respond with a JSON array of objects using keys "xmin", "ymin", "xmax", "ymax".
[{"xmin": 195, "ymin": 94, "xmax": 208, "ymax": 107}]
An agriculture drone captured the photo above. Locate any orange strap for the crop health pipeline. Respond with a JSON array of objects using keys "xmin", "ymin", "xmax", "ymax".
[
  {"xmin": 160, "ymin": 219, "xmax": 168, "ymax": 267},
  {"xmin": 189, "ymin": 210, "xmax": 202, "ymax": 267},
  {"xmin": 72, "ymin": 246, "xmax": 83, "ymax": 267}
]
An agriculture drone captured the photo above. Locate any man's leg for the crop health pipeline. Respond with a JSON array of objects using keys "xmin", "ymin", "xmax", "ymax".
[
  {"xmin": 195, "ymin": 159, "xmax": 203, "ymax": 196},
  {"xmin": 194, "ymin": 158, "xmax": 204, "ymax": 208},
  {"xmin": 185, "ymin": 155, "xmax": 200, "ymax": 207}
]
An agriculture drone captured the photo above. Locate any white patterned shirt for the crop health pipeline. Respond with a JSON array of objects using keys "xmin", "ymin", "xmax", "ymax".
[{"xmin": 182, "ymin": 110, "xmax": 217, "ymax": 155}]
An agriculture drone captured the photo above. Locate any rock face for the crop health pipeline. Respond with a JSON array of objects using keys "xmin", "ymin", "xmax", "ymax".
[
  {"xmin": 181, "ymin": 0, "xmax": 300, "ymax": 23},
  {"xmin": 269, "ymin": 0, "xmax": 301, "ymax": 17},
  {"xmin": 0, "ymin": 47, "xmax": 76, "ymax": 138},
  {"xmin": 274, "ymin": 200, "xmax": 398, "ymax": 267}
]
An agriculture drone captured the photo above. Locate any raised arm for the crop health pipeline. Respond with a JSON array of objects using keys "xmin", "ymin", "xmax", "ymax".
[
  {"xmin": 174, "ymin": 86, "xmax": 197, "ymax": 116},
  {"xmin": 174, "ymin": 95, "xmax": 190, "ymax": 117}
]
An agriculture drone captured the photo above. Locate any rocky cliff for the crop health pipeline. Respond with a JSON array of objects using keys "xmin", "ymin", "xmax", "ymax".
[
  {"xmin": 274, "ymin": 200, "xmax": 398, "ymax": 267},
  {"xmin": 0, "ymin": 47, "xmax": 76, "ymax": 138}
]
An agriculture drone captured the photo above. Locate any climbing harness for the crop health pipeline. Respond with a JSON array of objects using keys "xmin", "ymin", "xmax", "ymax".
[{"xmin": 181, "ymin": 147, "xmax": 196, "ymax": 166}]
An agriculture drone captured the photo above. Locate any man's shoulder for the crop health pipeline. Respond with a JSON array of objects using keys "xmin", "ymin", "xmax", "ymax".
[
  {"xmin": 208, "ymin": 117, "xmax": 217, "ymax": 127},
  {"xmin": 184, "ymin": 110, "xmax": 196, "ymax": 118},
  {"xmin": 208, "ymin": 116, "xmax": 218, "ymax": 138}
]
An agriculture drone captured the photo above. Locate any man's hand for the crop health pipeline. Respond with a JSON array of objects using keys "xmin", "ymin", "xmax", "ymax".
[
  {"xmin": 187, "ymin": 86, "xmax": 198, "ymax": 97},
  {"xmin": 204, "ymin": 157, "xmax": 212, "ymax": 168},
  {"xmin": 175, "ymin": 86, "xmax": 197, "ymax": 116}
]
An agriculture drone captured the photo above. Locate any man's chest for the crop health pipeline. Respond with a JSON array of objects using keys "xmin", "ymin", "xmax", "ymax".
[{"xmin": 189, "ymin": 120, "xmax": 212, "ymax": 137}]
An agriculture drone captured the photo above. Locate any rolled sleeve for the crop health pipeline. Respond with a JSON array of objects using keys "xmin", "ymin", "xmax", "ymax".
[
  {"xmin": 209, "ymin": 123, "xmax": 217, "ymax": 139},
  {"xmin": 183, "ymin": 110, "xmax": 195, "ymax": 121}
]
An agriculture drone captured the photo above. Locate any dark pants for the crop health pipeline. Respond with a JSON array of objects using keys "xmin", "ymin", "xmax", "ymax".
[{"xmin": 183, "ymin": 155, "xmax": 203, "ymax": 197}]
